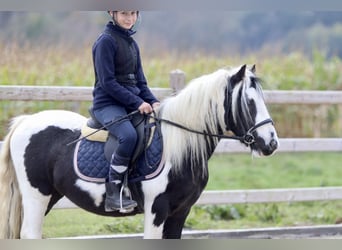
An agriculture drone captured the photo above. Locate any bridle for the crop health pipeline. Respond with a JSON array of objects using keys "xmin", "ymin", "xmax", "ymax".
[
  {"xmin": 223, "ymin": 75, "xmax": 274, "ymax": 146},
  {"xmin": 237, "ymin": 118, "xmax": 274, "ymax": 145},
  {"xmin": 149, "ymin": 76, "xmax": 274, "ymax": 146}
]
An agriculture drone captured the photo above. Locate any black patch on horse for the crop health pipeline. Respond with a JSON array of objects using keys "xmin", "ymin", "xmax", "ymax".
[{"xmin": 24, "ymin": 126, "xmax": 80, "ymax": 196}]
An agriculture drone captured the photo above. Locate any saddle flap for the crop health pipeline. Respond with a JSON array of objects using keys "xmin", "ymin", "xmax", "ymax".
[{"xmin": 104, "ymin": 112, "xmax": 147, "ymax": 163}]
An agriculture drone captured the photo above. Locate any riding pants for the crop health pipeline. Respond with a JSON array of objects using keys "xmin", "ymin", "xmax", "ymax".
[{"xmin": 93, "ymin": 105, "xmax": 137, "ymax": 167}]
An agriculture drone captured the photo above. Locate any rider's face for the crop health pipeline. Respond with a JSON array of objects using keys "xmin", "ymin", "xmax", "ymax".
[{"xmin": 112, "ymin": 11, "xmax": 138, "ymax": 30}]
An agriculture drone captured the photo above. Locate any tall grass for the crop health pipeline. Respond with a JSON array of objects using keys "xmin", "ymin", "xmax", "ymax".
[
  {"xmin": 2, "ymin": 42, "xmax": 342, "ymax": 89},
  {"xmin": 1, "ymin": 43, "xmax": 342, "ymax": 139}
]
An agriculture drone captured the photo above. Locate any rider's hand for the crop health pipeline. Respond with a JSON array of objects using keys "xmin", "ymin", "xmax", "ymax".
[
  {"xmin": 138, "ymin": 102, "xmax": 153, "ymax": 114},
  {"xmin": 152, "ymin": 102, "xmax": 160, "ymax": 110}
]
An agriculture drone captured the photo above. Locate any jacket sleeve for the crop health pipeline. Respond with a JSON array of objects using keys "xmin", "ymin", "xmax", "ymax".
[{"xmin": 93, "ymin": 34, "xmax": 144, "ymax": 110}]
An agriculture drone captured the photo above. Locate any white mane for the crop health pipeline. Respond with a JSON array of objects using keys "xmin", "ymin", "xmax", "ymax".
[{"xmin": 160, "ymin": 68, "xmax": 232, "ymax": 176}]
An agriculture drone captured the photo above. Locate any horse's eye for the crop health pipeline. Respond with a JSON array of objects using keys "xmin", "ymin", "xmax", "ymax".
[
  {"xmin": 250, "ymin": 78, "xmax": 257, "ymax": 89},
  {"xmin": 247, "ymin": 98, "xmax": 256, "ymax": 109}
]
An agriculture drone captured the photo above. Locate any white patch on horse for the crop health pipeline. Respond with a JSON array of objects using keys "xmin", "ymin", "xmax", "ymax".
[
  {"xmin": 9, "ymin": 124, "xmax": 51, "ymax": 239},
  {"xmin": 18, "ymin": 110, "xmax": 86, "ymax": 136},
  {"xmin": 244, "ymin": 81, "xmax": 279, "ymax": 154},
  {"xmin": 142, "ymin": 161, "xmax": 172, "ymax": 238},
  {"xmin": 75, "ymin": 180, "xmax": 105, "ymax": 207}
]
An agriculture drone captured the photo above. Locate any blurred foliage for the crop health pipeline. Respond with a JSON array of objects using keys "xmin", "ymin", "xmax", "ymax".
[{"xmin": 2, "ymin": 11, "xmax": 342, "ymax": 57}]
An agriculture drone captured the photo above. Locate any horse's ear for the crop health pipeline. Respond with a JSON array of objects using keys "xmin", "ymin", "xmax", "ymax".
[
  {"xmin": 230, "ymin": 65, "xmax": 246, "ymax": 85},
  {"xmin": 251, "ymin": 64, "xmax": 256, "ymax": 73}
]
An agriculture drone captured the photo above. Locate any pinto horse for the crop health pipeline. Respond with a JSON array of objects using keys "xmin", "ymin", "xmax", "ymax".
[{"xmin": 0, "ymin": 65, "xmax": 278, "ymax": 239}]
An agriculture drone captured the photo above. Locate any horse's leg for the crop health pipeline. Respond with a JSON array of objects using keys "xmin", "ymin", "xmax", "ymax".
[
  {"xmin": 141, "ymin": 163, "xmax": 172, "ymax": 239},
  {"xmin": 19, "ymin": 187, "xmax": 51, "ymax": 239},
  {"xmin": 162, "ymin": 208, "xmax": 191, "ymax": 239},
  {"xmin": 141, "ymin": 162, "xmax": 200, "ymax": 239},
  {"xmin": 143, "ymin": 195, "xmax": 191, "ymax": 239},
  {"xmin": 143, "ymin": 200, "xmax": 164, "ymax": 239}
]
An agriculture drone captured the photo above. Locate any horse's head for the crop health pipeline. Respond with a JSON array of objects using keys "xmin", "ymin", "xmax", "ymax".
[{"xmin": 225, "ymin": 65, "xmax": 279, "ymax": 156}]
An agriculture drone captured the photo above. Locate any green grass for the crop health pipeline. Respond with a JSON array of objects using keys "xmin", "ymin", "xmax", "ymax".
[
  {"xmin": 43, "ymin": 152, "xmax": 342, "ymax": 238},
  {"xmin": 207, "ymin": 152, "xmax": 342, "ymax": 189}
]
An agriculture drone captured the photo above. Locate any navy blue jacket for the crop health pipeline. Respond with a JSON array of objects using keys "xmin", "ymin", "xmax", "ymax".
[{"xmin": 92, "ymin": 22, "xmax": 159, "ymax": 111}]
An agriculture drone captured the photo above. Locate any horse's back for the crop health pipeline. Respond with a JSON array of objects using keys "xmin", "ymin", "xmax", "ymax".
[
  {"xmin": 10, "ymin": 109, "xmax": 85, "ymax": 154},
  {"xmin": 21, "ymin": 110, "xmax": 86, "ymax": 130},
  {"xmin": 9, "ymin": 110, "xmax": 81, "ymax": 152},
  {"xmin": 9, "ymin": 110, "xmax": 86, "ymax": 184}
]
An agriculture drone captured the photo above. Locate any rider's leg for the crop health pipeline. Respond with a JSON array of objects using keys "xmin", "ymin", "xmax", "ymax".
[{"xmin": 93, "ymin": 105, "xmax": 138, "ymax": 212}]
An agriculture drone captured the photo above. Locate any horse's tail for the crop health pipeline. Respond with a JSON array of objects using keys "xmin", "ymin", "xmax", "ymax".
[{"xmin": 0, "ymin": 115, "xmax": 29, "ymax": 239}]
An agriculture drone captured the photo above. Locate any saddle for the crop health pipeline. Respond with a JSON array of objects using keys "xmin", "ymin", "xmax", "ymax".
[
  {"xmin": 85, "ymin": 107, "xmax": 148, "ymax": 164},
  {"xmin": 74, "ymin": 107, "xmax": 164, "ymax": 183}
]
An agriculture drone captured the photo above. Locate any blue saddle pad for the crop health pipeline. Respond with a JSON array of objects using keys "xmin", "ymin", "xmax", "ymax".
[{"xmin": 73, "ymin": 126, "xmax": 164, "ymax": 183}]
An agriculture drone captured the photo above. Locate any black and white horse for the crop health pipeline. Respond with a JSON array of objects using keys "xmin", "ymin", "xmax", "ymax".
[{"xmin": 0, "ymin": 65, "xmax": 278, "ymax": 239}]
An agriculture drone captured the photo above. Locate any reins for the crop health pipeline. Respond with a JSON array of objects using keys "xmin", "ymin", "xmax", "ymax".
[
  {"xmin": 67, "ymin": 69, "xmax": 274, "ymax": 147},
  {"xmin": 66, "ymin": 109, "xmax": 273, "ymax": 147},
  {"xmin": 67, "ymin": 110, "xmax": 273, "ymax": 146},
  {"xmin": 148, "ymin": 113, "xmax": 273, "ymax": 146}
]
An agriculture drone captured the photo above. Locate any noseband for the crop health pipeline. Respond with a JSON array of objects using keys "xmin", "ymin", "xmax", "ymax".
[{"xmin": 238, "ymin": 118, "xmax": 274, "ymax": 145}]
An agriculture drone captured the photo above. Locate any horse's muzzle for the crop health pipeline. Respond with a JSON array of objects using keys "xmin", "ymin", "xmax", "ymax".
[
  {"xmin": 251, "ymin": 137, "xmax": 279, "ymax": 157},
  {"xmin": 263, "ymin": 138, "xmax": 278, "ymax": 156}
]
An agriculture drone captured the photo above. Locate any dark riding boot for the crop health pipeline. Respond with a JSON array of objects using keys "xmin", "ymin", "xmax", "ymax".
[{"xmin": 105, "ymin": 165, "xmax": 137, "ymax": 213}]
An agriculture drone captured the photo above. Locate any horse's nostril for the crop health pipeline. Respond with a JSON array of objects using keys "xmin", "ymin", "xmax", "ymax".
[{"xmin": 270, "ymin": 139, "xmax": 278, "ymax": 150}]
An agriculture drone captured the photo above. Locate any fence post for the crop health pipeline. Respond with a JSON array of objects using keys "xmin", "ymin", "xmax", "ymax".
[{"xmin": 169, "ymin": 69, "xmax": 186, "ymax": 93}]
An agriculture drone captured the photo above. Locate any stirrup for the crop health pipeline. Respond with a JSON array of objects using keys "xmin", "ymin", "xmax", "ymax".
[{"xmin": 118, "ymin": 174, "xmax": 135, "ymax": 214}]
